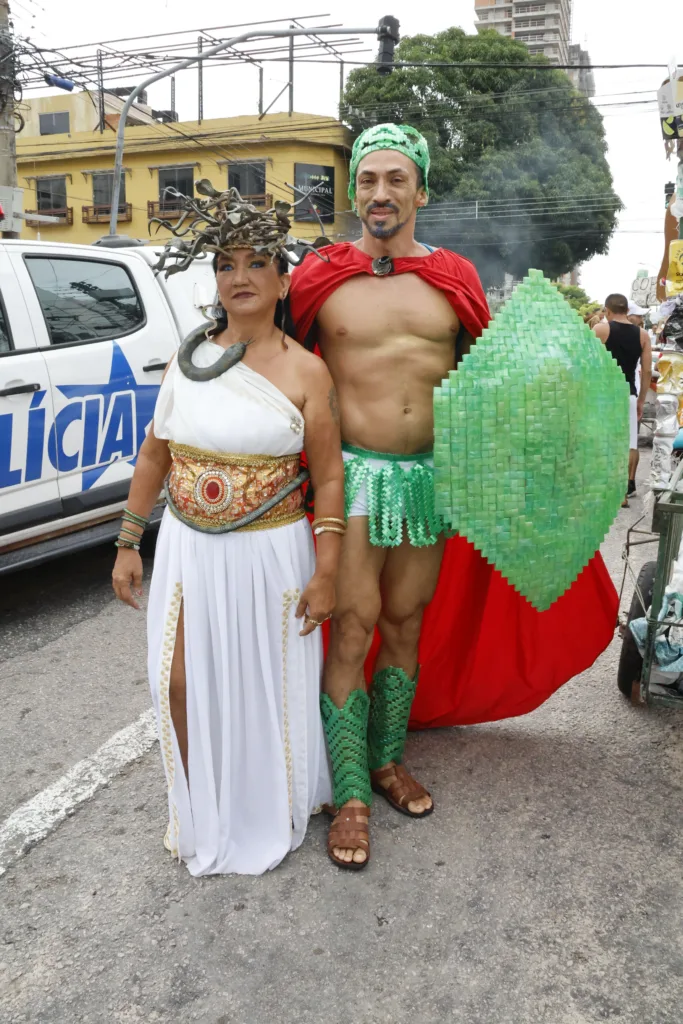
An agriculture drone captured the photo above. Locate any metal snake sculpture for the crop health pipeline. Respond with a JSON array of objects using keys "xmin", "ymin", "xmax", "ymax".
[{"xmin": 153, "ymin": 182, "xmax": 319, "ymax": 523}]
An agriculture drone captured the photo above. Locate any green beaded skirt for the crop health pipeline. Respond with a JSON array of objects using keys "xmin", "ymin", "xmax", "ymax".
[{"xmin": 342, "ymin": 444, "xmax": 446, "ymax": 548}]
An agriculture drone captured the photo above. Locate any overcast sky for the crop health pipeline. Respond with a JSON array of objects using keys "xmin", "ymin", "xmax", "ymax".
[{"xmin": 13, "ymin": 0, "xmax": 674, "ymax": 303}]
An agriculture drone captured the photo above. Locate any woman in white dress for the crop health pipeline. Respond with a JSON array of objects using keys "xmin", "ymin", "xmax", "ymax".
[{"xmin": 112, "ymin": 189, "xmax": 343, "ymax": 875}]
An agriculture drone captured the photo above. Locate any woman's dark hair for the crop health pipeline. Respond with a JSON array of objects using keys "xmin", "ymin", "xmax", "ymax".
[{"xmin": 210, "ymin": 251, "xmax": 295, "ymax": 338}]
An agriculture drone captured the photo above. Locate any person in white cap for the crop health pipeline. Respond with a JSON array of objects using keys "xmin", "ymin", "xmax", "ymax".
[{"xmin": 628, "ymin": 301, "xmax": 647, "ymax": 329}]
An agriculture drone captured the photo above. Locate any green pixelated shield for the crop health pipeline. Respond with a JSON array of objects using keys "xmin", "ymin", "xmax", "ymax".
[{"xmin": 434, "ymin": 270, "xmax": 629, "ymax": 611}]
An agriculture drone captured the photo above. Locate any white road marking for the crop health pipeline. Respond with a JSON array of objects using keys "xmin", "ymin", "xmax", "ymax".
[{"xmin": 0, "ymin": 709, "xmax": 158, "ymax": 877}]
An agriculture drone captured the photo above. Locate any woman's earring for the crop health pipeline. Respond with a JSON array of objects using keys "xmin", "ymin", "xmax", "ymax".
[
  {"xmin": 280, "ymin": 301, "xmax": 288, "ymax": 351},
  {"xmin": 201, "ymin": 302, "xmax": 225, "ymax": 338},
  {"xmin": 201, "ymin": 302, "xmax": 224, "ymax": 322}
]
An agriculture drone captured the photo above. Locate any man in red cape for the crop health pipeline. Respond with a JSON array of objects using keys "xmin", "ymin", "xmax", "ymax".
[{"xmin": 289, "ymin": 123, "xmax": 617, "ymax": 871}]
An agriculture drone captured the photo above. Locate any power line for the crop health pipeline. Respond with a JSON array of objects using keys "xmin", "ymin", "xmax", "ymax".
[
  {"xmin": 16, "ymin": 37, "xmax": 315, "ymax": 200},
  {"xmin": 42, "ymin": 15, "xmax": 335, "ymax": 55},
  {"xmin": 15, "ymin": 87, "xmax": 659, "ymax": 157},
  {"xmin": 13, "ymin": 91, "xmax": 659, "ymax": 161},
  {"xmin": 325, "ymin": 60, "xmax": 670, "ymax": 70},
  {"xmin": 426, "ymin": 228, "xmax": 667, "ymax": 247},
  {"xmin": 11, "ymin": 27, "xmax": 654, "ymax": 225},
  {"xmin": 418, "ymin": 202, "xmax": 622, "ymax": 219},
  {"xmin": 14, "ymin": 34, "xmax": 361, "ymax": 201},
  {"xmin": 350, "ymin": 85, "xmax": 657, "ymax": 106}
]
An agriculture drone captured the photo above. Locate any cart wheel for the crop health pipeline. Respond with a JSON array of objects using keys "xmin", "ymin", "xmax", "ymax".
[{"xmin": 617, "ymin": 560, "xmax": 657, "ymax": 700}]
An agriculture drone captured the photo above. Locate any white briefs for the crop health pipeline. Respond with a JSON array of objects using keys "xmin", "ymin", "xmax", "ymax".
[{"xmin": 342, "ymin": 449, "xmax": 436, "ymax": 517}]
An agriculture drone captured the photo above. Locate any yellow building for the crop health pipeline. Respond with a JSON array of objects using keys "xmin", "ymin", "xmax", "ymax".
[
  {"xmin": 20, "ymin": 89, "xmax": 160, "ymax": 137},
  {"xmin": 17, "ymin": 99, "xmax": 355, "ymax": 245}
]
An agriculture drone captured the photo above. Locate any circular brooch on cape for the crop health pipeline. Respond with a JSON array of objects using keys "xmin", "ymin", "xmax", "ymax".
[
  {"xmin": 193, "ymin": 469, "xmax": 234, "ymax": 515},
  {"xmin": 371, "ymin": 256, "xmax": 394, "ymax": 277}
]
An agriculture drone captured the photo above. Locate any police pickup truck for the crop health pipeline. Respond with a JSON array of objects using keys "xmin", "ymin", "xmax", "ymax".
[{"xmin": 0, "ymin": 239, "xmax": 215, "ymax": 575}]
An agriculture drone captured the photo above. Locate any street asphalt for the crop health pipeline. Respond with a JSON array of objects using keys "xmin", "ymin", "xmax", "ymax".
[{"xmin": 1, "ymin": 451, "xmax": 682, "ymax": 1024}]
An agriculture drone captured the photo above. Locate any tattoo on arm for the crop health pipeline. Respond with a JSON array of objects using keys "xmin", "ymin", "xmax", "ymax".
[{"xmin": 328, "ymin": 386, "xmax": 340, "ymax": 425}]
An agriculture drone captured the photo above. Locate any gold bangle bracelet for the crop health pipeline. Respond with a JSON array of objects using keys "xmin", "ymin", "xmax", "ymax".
[
  {"xmin": 312, "ymin": 517, "xmax": 347, "ymax": 529},
  {"xmin": 314, "ymin": 525, "xmax": 346, "ymax": 536}
]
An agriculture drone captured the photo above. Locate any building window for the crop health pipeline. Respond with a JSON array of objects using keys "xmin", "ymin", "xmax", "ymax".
[
  {"xmin": 158, "ymin": 166, "xmax": 194, "ymax": 208},
  {"xmin": 0, "ymin": 293, "xmax": 13, "ymax": 354},
  {"xmin": 228, "ymin": 161, "xmax": 266, "ymax": 202},
  {"xmin": 24, "ymin": 257, "xmax": 145, "ymax": 346},
  {"xmin": 25, "ymin": 175, "xmax": 72, "ymax": 226},
  {"xmin": 36, "ymin": 176, "xmax": 67, "ymax": 211},
  {"xmin": 91, "ymin": 172, "xmax": 127, "ymax": 211},
  {"xmin": 39, "ymin": 111, "xmax": 70, "ymax": 135}
]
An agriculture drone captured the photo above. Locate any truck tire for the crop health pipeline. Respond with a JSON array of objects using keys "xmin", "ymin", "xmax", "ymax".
[{"xmin": 617, "ymin": 560, "xmax": 657, "ymax": 700}]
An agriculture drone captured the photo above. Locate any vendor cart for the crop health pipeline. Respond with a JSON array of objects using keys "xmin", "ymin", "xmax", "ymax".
[{"xmin": 618, "ymin": 459, "xmax": 683, "ymax": 707}]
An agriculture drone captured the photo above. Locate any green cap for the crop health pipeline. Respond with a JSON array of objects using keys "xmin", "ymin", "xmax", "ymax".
[{"xmin": 348, "ymin": 123, "xmax": 430, "ymax": 203}]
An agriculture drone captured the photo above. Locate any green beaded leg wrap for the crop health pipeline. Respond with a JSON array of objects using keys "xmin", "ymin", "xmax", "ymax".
[
  {"xmin": 320, "ymin": 689, "xmax": 372, "ymax": 808},
  {"xmin": 343, "ymin": 444, "xmax": 449, "ymax": 548},
  {"xmin": 367, "ymin": 667, "xmax": 419, "ymax": 771}
]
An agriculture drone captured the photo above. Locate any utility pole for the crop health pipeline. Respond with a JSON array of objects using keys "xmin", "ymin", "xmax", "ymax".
[
  {"xmin": 288, "ymin": 28, "xmax": 294, "ymax": 116},
  {"xmin": 97, "ymin": 49, "xmax": 105, "ymax": 133},
  {"xmin": 0, "ymin": 0, "xmax": 18, "ymax": 237},
  {"xmin": 197, "ymin": 36, "xmax": 203, "ymax": 124}
]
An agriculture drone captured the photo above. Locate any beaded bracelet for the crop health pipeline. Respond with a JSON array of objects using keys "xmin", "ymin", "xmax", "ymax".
[
  {"xmin": 118, "ymin": 509, "xmax": 146, "ymax": 549},
  {"xmin": 115, "ymin": 538, "xmax": 140, "ymax": 551},
  {"xmin": 120, "ymin": 519, "xmax": 144, "ymax": 534},
  {"xmin": 123, "ymin": 508, "xmax": 148, "ymax": 527},
  {"xmin": 119, "ymin": 527, "xmax": 143, "ymax": 542},
  {"xmin": 121, "ymin": 516, "xmax": 144, "ymax": 532}
]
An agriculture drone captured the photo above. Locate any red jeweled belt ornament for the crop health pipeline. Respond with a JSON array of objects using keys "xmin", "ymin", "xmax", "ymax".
[
  {"xmin": 193, "ymin": 468, "xmax": 234, "ymax": 516},
  {"xmin": 166, "ymin": 441, "xmax": 306, "ymax": 532}
]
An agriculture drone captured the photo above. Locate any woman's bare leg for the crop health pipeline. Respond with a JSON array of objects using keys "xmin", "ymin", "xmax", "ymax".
[{"xmin": 169, "ymin": 602, "xmax": 189, "ymax": 782}]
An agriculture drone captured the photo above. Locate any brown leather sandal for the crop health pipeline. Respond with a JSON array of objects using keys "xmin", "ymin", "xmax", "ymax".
[
  {"xmin": 371, "ymin": 763, "xmax": 434, "ymax": 818},
  {"xmin": 325, "ymin": 804, "xmax": 371, "ymax": 870}
]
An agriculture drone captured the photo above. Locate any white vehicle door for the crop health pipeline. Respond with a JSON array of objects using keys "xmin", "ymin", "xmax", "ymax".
[
  {"xmin": 151, "ymin": 249, "xmax": 216, "ymax": 340},
  {"xmin": 0, "ymin": 248, "xmax": 60, "ymax": 536},
  {"xmin": 10, "ymin": 249, "xmax": 179, "ymax": 517}
]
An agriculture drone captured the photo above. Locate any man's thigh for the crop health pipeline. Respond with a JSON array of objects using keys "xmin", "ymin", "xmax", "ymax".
[
  {"xmin": 334, "ymin": 516, "xmax": 387, "ymax": 626},
  {"xmin": 379, "ymin": 534, "xmax": 446, "ymax": 623}
]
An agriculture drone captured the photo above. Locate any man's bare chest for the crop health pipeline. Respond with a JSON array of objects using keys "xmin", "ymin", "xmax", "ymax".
[{"xmin": 317, "ymin": 273, "xmax": 460, "ymax": 346}]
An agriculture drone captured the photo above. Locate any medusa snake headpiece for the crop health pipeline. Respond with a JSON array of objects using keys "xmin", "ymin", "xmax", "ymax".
[{"xmin": 150, "ymin": 178, "xmax": 328, "ymax": 277}]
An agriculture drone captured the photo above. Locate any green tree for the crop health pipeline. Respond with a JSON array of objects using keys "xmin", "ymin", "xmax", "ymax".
[
  {"xmin": 556, "ymin": 284, "xmax": 597, "ymax": 312},
  {"xmin": 555, "ymin": 284, "xmax": 602, "ymax": 321},
  {"xmin": 579, "ymin": 303, "xmax": 603, "ymax": 321},
  {"xmin": 342, "ymin": 28, "xmax": 621, "ymax": 288}
]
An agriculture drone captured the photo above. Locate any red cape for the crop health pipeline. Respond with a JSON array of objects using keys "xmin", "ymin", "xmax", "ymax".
[{"xmin": 289, "ymin": 243, "xmax": 617, "ymax": 729}]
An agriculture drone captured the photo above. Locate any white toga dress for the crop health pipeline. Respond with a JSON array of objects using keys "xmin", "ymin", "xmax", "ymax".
[{"xmin": 148, "ymin": 341, "xmax": 332, "ymax": 875}]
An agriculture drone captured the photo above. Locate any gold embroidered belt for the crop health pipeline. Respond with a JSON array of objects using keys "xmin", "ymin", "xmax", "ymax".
[{"xmin": 165, "ymin": 441, "xmax": 307, "ymax": 533}]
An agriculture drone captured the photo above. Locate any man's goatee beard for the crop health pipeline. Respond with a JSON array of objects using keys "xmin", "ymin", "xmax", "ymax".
[{"xmin": 361, "ymin": 216, "xmax": 407, "ymax": 240}]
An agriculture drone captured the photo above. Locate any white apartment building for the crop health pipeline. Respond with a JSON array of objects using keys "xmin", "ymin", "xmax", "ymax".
[{"xmin": 474, "ymin": 0, "xmax": 572, "ymax": 66}]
